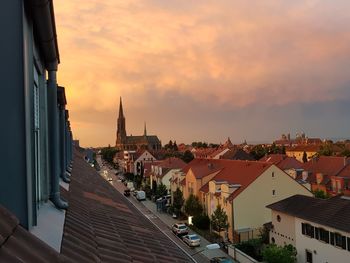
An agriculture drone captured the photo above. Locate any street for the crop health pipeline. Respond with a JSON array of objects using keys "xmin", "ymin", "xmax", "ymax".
[{"xmin": 97, "ymin": 156, "xmax": 234, "ymax": 263}]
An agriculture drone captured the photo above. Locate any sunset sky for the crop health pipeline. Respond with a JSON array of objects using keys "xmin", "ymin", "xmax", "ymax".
[{"xmin": 55, "ymin": 0, "xmax": 350, "ymax": 147}]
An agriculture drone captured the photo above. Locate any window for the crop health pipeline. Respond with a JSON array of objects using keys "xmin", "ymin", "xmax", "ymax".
[
  {"xmin": 272, "ymin": 190, "xmax": 276, "ymax": 196},
  {"xmin": 334, "ymin": 233, "xmax": 346, "ymax": 249},
  {"xmin": 277, "ymin": 215, "xmax": 281, "ymax": 222},
  {"xmin": 306, "ymin": 250, "xmax": 313, "ymax": 263},
  {"xmin": 315, "ymin": 227, "xmax": 319, "ymax": 240},
  {"xmin": 347, "ymin": 237, "xmax": 350, "ymax": 251},
  {"xmin": 271, "ymin": 237, "xmax": 275, "ymax": 244},
  {"xmin": 302, "ymin": 223, "xmax": 314, "ymax": 238},
  {"xmin": 319, "ymin": 228, "xmax": 330, "ymax": 243},
  {"xmin": 272, "ymin": 172, "xmax": 275, "ymax": 178},
  {"xmin": 330, "ymin": 232, "xmax": 335, "ymax": 245}
]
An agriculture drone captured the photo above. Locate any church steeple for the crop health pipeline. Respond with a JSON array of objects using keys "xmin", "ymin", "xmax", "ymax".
[
  {"xmin": 144, "ymin": 122, "xmax": 147, "ymax": 136},
  {"xmin": 116, "ymin": 97, "xmax": 127, "ymax": 147},
  {"xmin": 119, "ymin": 96, "xmax": 124, "ymax": 118}
]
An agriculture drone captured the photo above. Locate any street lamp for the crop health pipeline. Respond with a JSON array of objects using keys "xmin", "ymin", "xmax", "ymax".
[{"xmin": 191, "ymin": 243, "xmax": 220, "ymax": 256}]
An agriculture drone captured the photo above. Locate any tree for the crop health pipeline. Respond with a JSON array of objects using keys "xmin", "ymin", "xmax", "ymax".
[
  {"xmin": 184, "ymin": 194, "xmax": 203, "ymax": 217},
  {"xmin": 101, "ymin": 147, "xmax": 118, "ymax": 165},
  {"xmin": 181, "ymin": 150, "xmax": 194, "ymax": 163},
  {"xmin": 211, "ymin": 204, "xmax": 229, "ymax": 239},
  {"xmin": 155, "ymin": 183, "xmax": 168, "ymax": 199},
  {"xmin": 250, "ymin": 145, "xmax": 268, "ymax": 160},
  {"xmin": 318, "ymin": 144, "xmax": 333, "ymax": 156},
  {"xmin": 173, "ymin": 188, "xmax": 184, "ymax": 215},
  {"xmin": 262, "ymin": 244, "xmax": 297, "ymax": 263},
  {"xmin": 173, "ymin": 141, "xmax": 178, "ymax": 151},
  {"xmin": 302, "ymin": 151, "xmax": 308, "ymax": 163},
  {"xmin": 193, "ymin": 214, "xmax": 210, "ymax": 230},
  {"xmin": 313, "ymin": 189, "xmax": 329, "ymax": 199}
]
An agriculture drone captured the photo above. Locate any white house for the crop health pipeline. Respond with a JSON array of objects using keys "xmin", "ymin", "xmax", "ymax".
[{"xmin": 267, "ymin": 195, "xmax": 350, "ymax": 263}]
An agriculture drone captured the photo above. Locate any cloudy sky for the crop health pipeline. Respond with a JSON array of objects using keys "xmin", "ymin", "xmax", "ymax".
[{"xmin": 55, "ymin": 0, "xmax": 350, "ymax": 147}]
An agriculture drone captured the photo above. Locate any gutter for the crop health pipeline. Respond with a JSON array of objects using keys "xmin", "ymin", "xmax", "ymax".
[{"xmin": 29, "ymin": 0, "xmax": 59, "ymax": 71}]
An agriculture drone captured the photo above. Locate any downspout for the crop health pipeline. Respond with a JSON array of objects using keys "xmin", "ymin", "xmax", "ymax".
[
  {"xmin": 58, "ymin": 99, "xmax": 70, "ymax": 183},
  {"xmin": 47, "ymin": 71, "xmax": 67, "ymax": 209}
]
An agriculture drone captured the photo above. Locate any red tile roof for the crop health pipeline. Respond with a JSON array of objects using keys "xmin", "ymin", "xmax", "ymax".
[
  {"xmin": 286, "ymin": 145, "xmax": 321, "ymax": 152},
  {"xmin": 260, "ymin": 154, "xmax": 302, "ymax": 170},
  {"xmin": 158, "ymin": 157, "xmax": 187, "ymax": 169},
  {"xmin": 211, "ymin": 160, "xmax": 272, "ymax": 200},
  {"xmin": 302, "ymin": 156, "xmax": 348, "ymax": 177},
  {"xmin": 182, "ymin": 159, "xmax": 224, "ymax": 179}
]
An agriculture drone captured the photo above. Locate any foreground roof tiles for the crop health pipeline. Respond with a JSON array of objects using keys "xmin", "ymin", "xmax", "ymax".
[
  {"xmin": 0, "ymin": 205, "xmax": 71, "ymax": 263},
  {"xmin": 61, "ymin": 149, "xmax": 191, "ymax": 263},
  {"xmin": 267, "ymin": 194, "xmax": 350, "ymax": 233}
]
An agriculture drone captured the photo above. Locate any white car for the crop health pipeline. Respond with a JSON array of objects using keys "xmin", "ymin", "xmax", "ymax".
[
  {"xmin": 171, "ymin": 223, "xmax": 188, "ymax": 236},
  {"xmin": 182, "ymin": 234, "xmax": 201, "ymax": 247}
]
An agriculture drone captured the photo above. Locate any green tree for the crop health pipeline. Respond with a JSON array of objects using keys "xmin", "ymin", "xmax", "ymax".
[
  {"xmin": 250, "ymin": 145, "xmax": 268, "ymax": 160},
  {"xmin": 101, "ymin": 146, "xmax": 118, "ymax": 165},
  {"xmin": 173, "ymin": 188, "xmax": 184, "ymax": 215},
  {"xmin": 173, "ymin": 141, "xmax": 178, "ymax": 151},
  {"xmin": 302, "ymin": 151, "xmax": 308, "ymax": 163},
  {"xmin": 313, "ymin": 189, "xmax": 329, "ymax": 199},
  {"xmin": 193, "ymin": 214, "xmax": 210, "ymax": 230},
  {"xmin": 184, "ymin": 194, "xmax": 203, "ymax": 217},
  {"xmin": 318, "ymin": 144, "xmax": 333, "ymax": 156},
  {"xmin": 211, "ymin": 204, "xmax": 229, "ymax": 239},
  {"xmin": 262, "ymin": 244, "xmax": 297, "ymax": 263},
  {"xmin": 155, "ymin": 183, "xmax": 168, "ymax": 199},
  {"xmin": 181, "ymin": 150, "xmax": 194, "ymax": 163}
]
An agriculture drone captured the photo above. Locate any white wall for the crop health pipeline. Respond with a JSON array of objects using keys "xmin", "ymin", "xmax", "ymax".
[
  {"xmin": 270, "ymin": 210, "xmax": 296, "ymax": 247},
  {"xmin": 294, "ymin": 217, "xmax": 350, "ymax": 263}
]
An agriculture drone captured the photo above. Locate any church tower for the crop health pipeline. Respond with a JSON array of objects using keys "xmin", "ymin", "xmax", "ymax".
[{"xmin": 116, "ymin": 97, "xmax": 127, "ymax": 147}]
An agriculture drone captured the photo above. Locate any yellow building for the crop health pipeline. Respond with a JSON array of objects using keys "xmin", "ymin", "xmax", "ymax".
[
  {"xmin": 286, "ymin": 145, "xmax": 320, "ymax": 162},
  {"xmin": 200, "ymin": 160, "xmax": 312, "ymax": 243}
]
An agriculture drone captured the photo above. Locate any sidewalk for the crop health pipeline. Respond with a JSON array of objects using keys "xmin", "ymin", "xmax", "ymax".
[{"xmin": 141, "ymin": 199, "xmax": 234, "ymax": 261}]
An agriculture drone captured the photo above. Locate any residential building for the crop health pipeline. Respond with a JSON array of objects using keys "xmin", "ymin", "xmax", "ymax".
[
  {"xmin": 0, "ymin": 0, "xmax": 73, "ymax": 231},
  {"xmin": 115, "ymin": 97, "xmax": 161, "ymax": 151},
  {"xmin": 267, "ymin": 194, "xmax": 350, "ymax": 263},
  {"xmin": 150, "ymin": 157, "xmax": 186, "ymax": 192},
  {"xmin": 286, "ymin": 145, "xmax": 320, "ymax": 162},
  {"xmin": 199, "ymin": 160, "xmax": 312, "ymax": 242},
  {"xmin": 302, "ymin": 156, "xmax": 349, "ymax": 195},
  {"xmin": 182, "ymin": 159, "xmax": 224, "ymax": 201}
]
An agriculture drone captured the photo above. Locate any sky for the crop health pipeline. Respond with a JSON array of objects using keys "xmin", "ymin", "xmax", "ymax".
[{"xmin": 55, "ymin": 0, "xmax": 350, "ymax": 147}]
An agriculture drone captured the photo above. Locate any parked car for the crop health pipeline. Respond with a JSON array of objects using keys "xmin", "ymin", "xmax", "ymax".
[
  {"xmin": 182, "ymin": 234, "xmax": 201, "ymax": 247},
  {"xmin": 171, "ymin": 223, "xmax": 188, "ymax": 236},
  {"xmin": 136, "ymin": 190, "xmax": 146, "ymax": 201},
  {"xmin": 210, "ymin": 257, "xmax": 234, "ymax": 263},
  {"xmin": 124, "ymin": 189, "xmax": 131, "ymax": 197}
]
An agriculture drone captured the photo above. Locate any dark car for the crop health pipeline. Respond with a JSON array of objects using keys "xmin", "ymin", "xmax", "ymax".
[
  {"xmin": 210, "ymin": 257, "xmax": 234, "ymax": 263},
  {"xmin": 124, "ymin": 189, "xmax": 131, "ymax": 197}
]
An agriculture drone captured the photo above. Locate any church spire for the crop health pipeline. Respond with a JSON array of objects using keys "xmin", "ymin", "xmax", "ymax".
[
  {"xmin": 144, "ymin": 122, "xmax": 147, "ymax": 136},
  {"xmin": 119, "ymin": 96, "xmax": 124, "ymax": 118}
]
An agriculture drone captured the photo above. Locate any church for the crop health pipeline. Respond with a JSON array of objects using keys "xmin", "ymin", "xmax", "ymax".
[{"xmin": 115, "ymin": 97, "xmax": 162, "ymax": 151}]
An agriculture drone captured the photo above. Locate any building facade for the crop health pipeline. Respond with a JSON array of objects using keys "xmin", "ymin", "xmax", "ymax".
[
  {"xmin": 0, "ymin": 0, "xmax": 73, "ymax": 230},
  {"xmin": 268, "ymin": 195, "xmax": 350, "ymax": 263}
]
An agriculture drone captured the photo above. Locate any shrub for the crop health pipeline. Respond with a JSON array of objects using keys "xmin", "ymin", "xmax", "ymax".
[{"xmin": 193, "ymin": 214, "xmax": 210, "ymax": 230}]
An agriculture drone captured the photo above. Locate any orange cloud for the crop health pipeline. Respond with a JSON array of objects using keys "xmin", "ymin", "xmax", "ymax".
[{"xmin": 54, "ymin": 0, "xmax": 350, "ymax": 146}]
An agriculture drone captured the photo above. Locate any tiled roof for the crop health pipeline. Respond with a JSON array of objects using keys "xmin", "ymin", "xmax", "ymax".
[
  {"xmin": 158, "ymin": 157, "xmax": 186, "ymax": 169},
  {"xmin": 267, "ymin": 195, "xmax": 350, "ymax": 233},
  {"xmin": 286, "ymin": 145, "xmax": 320, "ymax": 152},
  {"xmin": 183, "ymin": 159, "xmax": 224, "ymax": 179},
  {"xmin": 0, "ymin": 205, "xmax": 71, "ymax": 262},
  {"xmin": 211, "ymin": 160, "xmax": 272, "ymax": 200},
  {"xmin": 302, "ymin": 156, "xmax": 348, "ymax": 177},
  {"xmin": 60, "ymin": 149, "xmax": 191, "ymax": 263},
  {"xmin": 260, "ymin": 154, "xmax": 302, "ymax": 170},
  {"xmin": 199, "ymin": 184, "xmax": 209, "ymax": 193}
]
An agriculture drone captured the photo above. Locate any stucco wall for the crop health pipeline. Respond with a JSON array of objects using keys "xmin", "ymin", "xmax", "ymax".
[
  {"xmin": 270, "ymin": 211, "xmax": 296, "ymax": 247},
  {"xmin": 294, "ymin": 217, "xmax": 350, "ymax": 263},
  {"xmin": 233, "ymin": 165, "xmax": 312, "ymax": 233}
]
